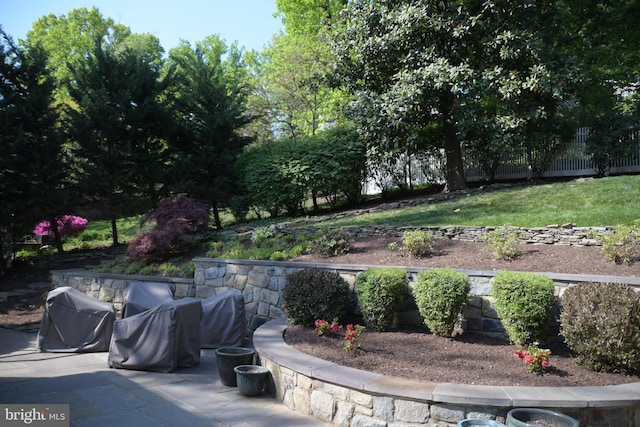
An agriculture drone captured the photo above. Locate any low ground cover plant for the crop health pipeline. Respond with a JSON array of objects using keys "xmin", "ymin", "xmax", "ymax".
[
  {"xmin": 282, "ymin": 268, "xmax": 352, "ymax": 326},
  {"xmin": 491, "ymin": 271, "xmax": 556, "ymax": 346},
  {"xmin": 206, "ymin": 230, "xmax": 308, "ymax": 261},
  {"xmin": 413, "ymin": 268, "xmax": 470, "ymax": 337},
  {"xmin": 355, "ymin": 267, "xmax": 407, "ymax": 331},
  {"xmin": 560, "ymin": 282, "xmax": 640, "ymax": 374}
]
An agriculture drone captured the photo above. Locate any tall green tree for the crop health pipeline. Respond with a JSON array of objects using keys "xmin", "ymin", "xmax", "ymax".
[
  {"xmin": 25, "ymin": 7, "xmax": 131, "ymax": 104},
  {"xmin": 165, "ymin": 36, "xmax": 250, "ymax": 229},
  {"xmin": 331, "ymin": 0, "xmax": 577, "ymax": 191},
  {"xmin": 0, "ymin": 29, "xmax": 70, "ymax": 260},
  {"xmin": 243, "ymin": 0, "xmax": 347, "ymax": 142},
  {"xmin": 67, "ymin": 40, "xmax": 172, "ymax": 244}
]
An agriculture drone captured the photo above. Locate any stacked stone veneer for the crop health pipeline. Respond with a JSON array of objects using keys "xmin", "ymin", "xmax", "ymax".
[
  {"xmin": 49, "ymin": 270, "xmax": 193, "ymax": 313},
  {"xmin": 190, "ymin": 257, "xmax": 640, "ymax": 338},
  {"xmin": 52, "ymin": 254, "xmax": 640, "ymax": 338}
]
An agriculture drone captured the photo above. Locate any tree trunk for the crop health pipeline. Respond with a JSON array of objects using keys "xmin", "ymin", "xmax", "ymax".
[
  {"xmin": 441, "ymin": 95, "xmax": 467, "ymax": 192},
  {"xmin": 212, "ymin": 199, "xmax": 222, "ymax": 230},
  {"xmin": 49, "ymin": 214, "xmax": 64, "ymax": 254},
  {"xmin": 111, "ymin": 217, "xmax": 119, "ymax": 245}
]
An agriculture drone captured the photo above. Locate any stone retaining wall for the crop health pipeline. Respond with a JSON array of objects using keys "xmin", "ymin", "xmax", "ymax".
[
  {"xmin": 52, "ymin": 258, "xmax": 640, "ymax": 339},
  {"xmin": 229, "ymin": 222, "xmax": 614, "ymax": 247},
  {"xmin": 191, "ymin": 258, "xmax": 640, "ymax": 338},
  {"xmin": 50, "ymin": 270, "xmax": 193, "ymax": 312}
]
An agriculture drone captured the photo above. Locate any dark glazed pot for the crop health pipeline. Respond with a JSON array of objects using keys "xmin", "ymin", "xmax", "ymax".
[
  {"xmin": 214, "ymin": 347, "xmax": 255, "ymax": 386},
  {"xmin": 234, "ymin": 365, "xmax": 269, "ymax": 397}
]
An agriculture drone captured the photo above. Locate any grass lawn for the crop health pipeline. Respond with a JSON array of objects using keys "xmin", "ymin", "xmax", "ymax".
[{"xmin": 314, "ymin": 175, "xmax": 640, "ymax": 228}]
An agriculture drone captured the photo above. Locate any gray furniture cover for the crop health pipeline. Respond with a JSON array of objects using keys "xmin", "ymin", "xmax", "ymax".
[
  {"xmin": 37, "ymin": 286, "xmax": 115, "ymax": 353},
  {"xmin": 122, "ymin": 282, "xmax": 175, "ymax": 318},
  {"xmin": 200, "ymin": 289, "xmax": 245, "ymax": 348},
  {"xmin": 108, "ymin": 297, "xmax": 203, "ymax": 373}
]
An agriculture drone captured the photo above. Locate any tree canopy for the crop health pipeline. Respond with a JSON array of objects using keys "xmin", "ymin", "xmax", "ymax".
[
  {"xmin": 165, "ymin": 36, "xmax": 251, "ymax": 229},
  {"xmin": 331, "ymin": 0, "xmax": 578, "ymax": 191}
]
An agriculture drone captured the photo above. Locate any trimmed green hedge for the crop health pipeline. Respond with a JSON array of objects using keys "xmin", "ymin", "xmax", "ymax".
[
  {"xmin": 491, "ymin": 271, "xmax": 555, "ymax": 346},
  {"xmin": 282, "ymin": 268, "xmax": 351, "ymax": 326},
  {"xmin": 355, "ymin": 267, "xmax": 407, "ymax": 331},
  {"xmin": 414, "ymin": 269, "xmax": 470, "ymax": 337}
]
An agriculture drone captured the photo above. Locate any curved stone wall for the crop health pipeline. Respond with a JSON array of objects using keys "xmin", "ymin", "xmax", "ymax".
[{"xmin": 254, "ymin": 317, "xmax": 640, "ymax": 427}]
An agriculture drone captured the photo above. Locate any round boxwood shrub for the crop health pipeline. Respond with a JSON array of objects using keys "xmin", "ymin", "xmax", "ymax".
[
  {"xmin": 560, "ymin": 282, "xmax": 640, "ymax": 374},
  {"xmin": 414, "ymin": 269, "xmax": 470, "ymax": 337},
  {"xmin": 355, "ymin": 267, "xmax": 407, "ymax": 331},
  {"xmin": 491, "ymin": 271, "xmax": 555, "ymax": 346},
  {"xmin": 282, "ymin": 268, "xmax": 351, "ymax": 326}
]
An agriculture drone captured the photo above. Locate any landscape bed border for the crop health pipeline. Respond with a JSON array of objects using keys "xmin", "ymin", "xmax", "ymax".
[{"xmin": 254, "ymin": 317, "xmax": 640, "ymax": 427}]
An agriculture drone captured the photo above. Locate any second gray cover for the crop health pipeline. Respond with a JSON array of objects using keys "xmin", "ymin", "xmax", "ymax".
[
  {"xmin": 108, "ymin": 298, "xmax": 202, "ymax": 372},
  {"xmin": 200, "ymin": 289, "xmax": 245, "ymax": 348}
]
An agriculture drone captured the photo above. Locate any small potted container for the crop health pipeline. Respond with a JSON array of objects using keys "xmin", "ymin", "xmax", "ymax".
[
  {"xmin": 506, "ymin": 408, "xmax": 579, "ymax": 427},
  {"xmin": 234, "ymin": 365, "xmax": 269, "ymax": 397}
]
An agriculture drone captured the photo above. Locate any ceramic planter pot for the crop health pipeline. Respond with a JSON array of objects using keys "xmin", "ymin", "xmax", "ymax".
[
  {"xmin": 506, "ymin": 408, "xmax": 579, "ymax": 427},
  {"xmin": 458, "ymin": 419, "xmax": 506, "ymax": 427},
  {"xmin": 214, "ymin": 347, "xmax": 255, "ymax": 386},
  {"xmin": 234, "ymin": 365, "xmax": 269, "ymax": 397}
]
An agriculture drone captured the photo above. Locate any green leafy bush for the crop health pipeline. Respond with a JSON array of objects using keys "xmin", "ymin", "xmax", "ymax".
[
  {"xmin": 355, "ymin": 267, "xmax": 407, "ymax": 331},
  {"xmin": 282, "ymin": 269, "xmax": 351, "ymax": 326},
  {"xmin": 560, "ymin": 283, "xmax": 640, "ymax": 374},
  {"xmin": 590, "ymin": 224, "xmax": 640, "ymax": 265},
  {"xmin": 481, "ymin": 226, "xmax": 520, "ymax": 260},
  {"xmin": 491, "ymin": 271, "xmax": 555, "ymax": 345},
  {"xmin": 251, "ymin": 227, "xmax": 276, "ymax": 246},
  {"xmin": 310, "ymin": 228, "xmax": 355, "ymax": 257},
  {"xmin": 401, "ymin": 229, "xmax": 435, "ymax": 258},
  {"xmin": 414, "ymin": 269, "xmax": 470, "ymax": 337}
]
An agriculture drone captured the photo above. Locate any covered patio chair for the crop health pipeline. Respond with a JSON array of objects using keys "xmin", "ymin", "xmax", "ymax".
[
  {"xmin": 122, "ymin": 281, "xmax": 175, "ymax": 318},
  {"xmin": 108, "ymin": 297, "xmax": 202, "ymax": 372},
  {"xmin": 38, "ymin": 286, "xmax": 115, "ymax": 352},
  {"xmin": 200, "ymin": 289, "xmax": 245, "ymax": 348}
]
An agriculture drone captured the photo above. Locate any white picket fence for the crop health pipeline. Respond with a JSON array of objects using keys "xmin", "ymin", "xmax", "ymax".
[
  {"xmin": 465, "ymin": 127, "xmax": 640, "ymax": 182},
  {"xmin": 363, "ymin": 127, "xmax": 640, "ymax": 193}
]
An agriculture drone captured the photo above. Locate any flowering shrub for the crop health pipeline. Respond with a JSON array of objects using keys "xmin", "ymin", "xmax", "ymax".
[
  {"xmin": 343, "ymin": 324, "xmax": 366, "ymax": 352},
  {"xmin": 33, "ymin": 215, "xmax": 88, "ymax": 239},
  {"xmin": 514, "ymin": 346, "xmax": 551, "ymax": 374},
  {"xmin": 314, "ymin": 318, "xmax": 342, "ymax": 336},
  {"xmin": 310, "ymin": 228, "xmax": 354, "ymax": 257},
  {"xmin": 313, "ymin": 319, "xmax": 366, "ymax": 353}
]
